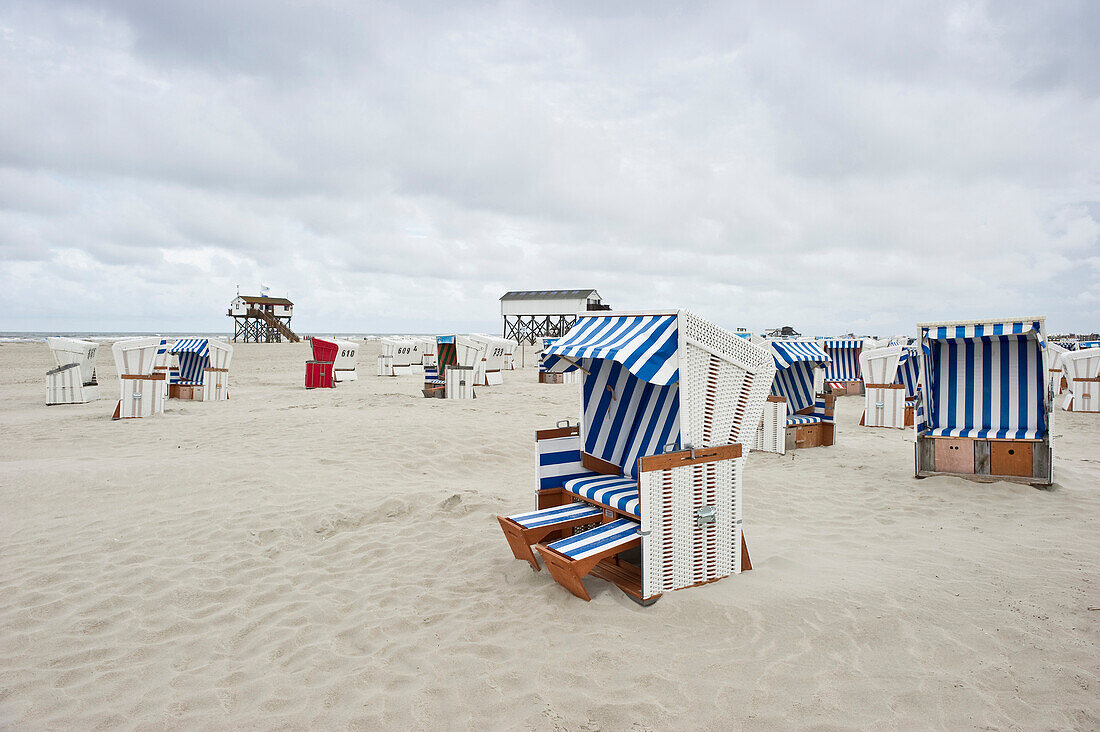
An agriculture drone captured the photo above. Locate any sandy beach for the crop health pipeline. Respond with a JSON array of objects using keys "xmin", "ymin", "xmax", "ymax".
[{"xmin": 1, "ymin": 340, "xmax": 1098, "ymax": 729}]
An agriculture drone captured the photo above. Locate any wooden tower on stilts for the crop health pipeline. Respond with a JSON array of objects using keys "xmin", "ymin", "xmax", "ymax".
[
  {"xmin": 228, "ymin": 294, "xmax": 300, "ymax": 343},
  {"xmin": 500, "ymin": 290, "xmax": 610, "ymax": 344}
]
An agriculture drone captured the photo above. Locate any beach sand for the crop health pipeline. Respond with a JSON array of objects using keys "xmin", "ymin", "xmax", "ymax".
[{"xmin": 1, "ymin": 340, "xmax": 1097, "ymax": 729}]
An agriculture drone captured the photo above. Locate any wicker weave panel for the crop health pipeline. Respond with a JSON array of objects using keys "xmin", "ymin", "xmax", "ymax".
[
  {"xmin": 681, "ymin": 311, "xmax": 775, "ymax": 449},
  {"xmin": 751, "ymin": 399, "xmax": 786, "ymax": 454},
  {"xmin": 641, "ymin": 455, "xmax": 743, "ymax": 597}
]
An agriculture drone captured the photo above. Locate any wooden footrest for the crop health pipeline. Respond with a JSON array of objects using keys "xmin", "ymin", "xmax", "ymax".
[
  {"xmin": 497, "ymin": 503, "xmax": 604, "ymax": 571},
  {"xmin": 535, "ymin": 519, "xmax": 640, "ymax": 601}
]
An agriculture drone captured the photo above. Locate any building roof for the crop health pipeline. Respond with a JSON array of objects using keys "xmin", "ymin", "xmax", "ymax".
[
  {"xmin": 238, "ymin": 295, "xmax": 293, "ymax": 306},
  {"xmin": 499, "ymin": 289, "xmax": 599, "ymax": 301}
]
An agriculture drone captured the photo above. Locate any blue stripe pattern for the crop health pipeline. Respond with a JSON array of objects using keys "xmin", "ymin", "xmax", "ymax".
[
  {"xmin": 896, "ymin": 348, "xmax": 920, "ymax": 397},
  {"xmin": 507, "ymin": 502, "xmax": 603, "ymax": 529},
  {"xmin": 581, "ymin": 359, "xmax": 680, "ymax": 478},
  {"xmin": 543, "ymin": 314, "xmax": 679, "ymax": 385},
  {"xmin": 786, "ymin": 415, "xmax": 822, "ymax": 426},
  {"xmin": 547, "ymin": 518, "xmax": 639, "ymax": 560},
  {"xmin": 537, "ymin": 437, "xmax": 592, "ymax": 491},
  {"xmin": 821, "ymin": 340, "xmax": 861, "ymax": 381},
  {"xmin": 771, "ymin": 340, "xmax": 831, "ymax": 369},
  {"xmin": 771, "ymin": 361, "xmax": 817, "ymax": 415},
  {"xmin": 922, "ymin": 327, "xmax": 1046, "ymax": 439},
  {"xmin": 564, "ymin": 475, "xmax": 640, "ymax": 517},
  {"xmin": 170, "ymin": 339, "xmax": 210, "ymax": 385}
]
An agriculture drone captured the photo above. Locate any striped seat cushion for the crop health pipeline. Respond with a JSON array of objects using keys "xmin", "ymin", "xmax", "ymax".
[
  {"xmin": 564, "ymin": 475, "xmax": 640, "ymax": 518},
  {"xmin": 786, "ymin": 415, "xmax": 822, "ymax": 426},
  {"xmin": 547, "ymin": 518, "xmax": 639, "ymax": 560},
  {"xmin": 925, "ymin": 426, "xmax": 1044, "ymax": 440},
  {"xmin": 507, "ymin": 502, "xmax": 604, "ymax": 529},
  {"xmin": 425, "ymin": 378, "xmax": 445, "ymax": 385}
]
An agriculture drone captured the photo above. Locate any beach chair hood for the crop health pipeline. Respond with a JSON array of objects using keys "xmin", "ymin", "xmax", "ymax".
[
  {"xmin": 544, "ymin": 311, "xmax": 775, "ymax": 478},
  {"xmin": 169, "ymin": 338, "xmax": 211, "ymax": 385},
  {"xmin": 768, "ymin": 340, "xmax": 830, "ymax": 415},
  {"xmin": 543, "ymin": 313, "xmax": 679, "ymax": 385}
]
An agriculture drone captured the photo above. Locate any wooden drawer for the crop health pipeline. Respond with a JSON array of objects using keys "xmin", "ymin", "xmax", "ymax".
[
  {"xmin": 989, "ymin": 441, "xmax": 1032, "ymax": 477},
  {"xmin": 934, "ymin": 438, "xmax": 974, "ymax": 473}
]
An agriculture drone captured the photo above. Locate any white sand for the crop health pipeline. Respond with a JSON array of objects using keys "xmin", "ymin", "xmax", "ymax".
[{"xmin": 1, "ymin": 340, "xmax": 1097, "ymax": 729}]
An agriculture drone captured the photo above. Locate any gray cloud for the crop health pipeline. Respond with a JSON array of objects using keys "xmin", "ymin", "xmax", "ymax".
[{"xmin": 0, "ymin": 0, "xmax": 1097, "ymax": 335}]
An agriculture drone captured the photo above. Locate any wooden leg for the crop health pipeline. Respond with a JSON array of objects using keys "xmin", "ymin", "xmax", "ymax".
[
  {"xmin": 535, "ymin": 537, "xmax": 641, "ymax": 602},
  {"xmin": 537, "ymin": 547, "xmax": 596, "ymax": 601},
  {"xmin": 741, "ymin": 531, "xmax": 752, "ymax": 572},
  {"xmin": 497, "ymin": 516, "xmax": 541, "ymax": 570}
]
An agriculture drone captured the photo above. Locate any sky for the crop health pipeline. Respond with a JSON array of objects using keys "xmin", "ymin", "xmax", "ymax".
[{"xmin": 1, "ymin": 1, "xmax": 1098, "ymax": 337}]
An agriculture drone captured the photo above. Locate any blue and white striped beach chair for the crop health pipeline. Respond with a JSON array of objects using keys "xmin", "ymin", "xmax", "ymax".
[
  {"xmin": 764, "ymin": 340, "xmax": 835, "ymax": 450},
  {"xmin": 498, "ymin": 310, "xmax": 774, "ymax": 604},
  {"xmin": 914, "ymin": 318, "xmax": 1054, "ymax": 486},
  {"xmin": 820, "ymin": 338, "xmax": 867, "ymax": 395}
]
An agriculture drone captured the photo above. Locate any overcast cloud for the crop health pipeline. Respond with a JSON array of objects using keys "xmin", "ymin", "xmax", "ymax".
[{"xmin": 1, "ymin": 0, "xmax": 1098, "ymax": 335}]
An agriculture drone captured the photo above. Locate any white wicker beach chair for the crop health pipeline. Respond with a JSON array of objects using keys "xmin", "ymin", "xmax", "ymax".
[
  {"xmin": 111, "ymin": 337, "xmax": 165, "ymax": 419},
  {"xmin": 45, "ymin": 337, "xmax": 99, "ymax": 405},
  {"xmin": 1060, "ymin": 348, "xmax": 1100, "ymax": 413},
  {"xmin": 497, "ymin": 310, "xmax": 774, "ymax": 604}
]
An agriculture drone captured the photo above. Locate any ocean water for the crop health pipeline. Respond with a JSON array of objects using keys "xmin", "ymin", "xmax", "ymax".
[{"xmin": 0, "ymin": 332, "xmax": 439, "ymax": 344}]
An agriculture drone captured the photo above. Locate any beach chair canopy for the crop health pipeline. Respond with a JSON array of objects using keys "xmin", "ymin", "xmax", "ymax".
[
  {"xmin": 896, "ymin": 347, "xmax": 920, "ymax": 397},
  {"xmin": 918, "ymin": 318, "xmax": 1048, "ymax": 439},
  {"xmin": 1080, "ymin": 340, "xmax": 1100, "ymax": 349},
  {"xmin": 544, "ymin": 312, "xmax": 773, "ymax": 479},
  {"xmin": 544, "ymin": 315, "xmax": 679, "ymax": 477},
  {"xmin": 820, "ymin": 338, "xmax": 864, "ymax": 381},
  {"xmin": 112, "ymin": 337, "xmax": 163, "ymax": 377},
  {"xmin": 860, "ymin": 345, "xmax": 902, "ymax": 384},
  {"xmin": 169, "ymin": 338, "xmax": 210, "ymax": 385},
  {"xmin": 769, "ymin": 340, "xmax": 831, "ymax": 414},
  {"xmin": 544, "ymin": 313, "xmax": 679, "ymax": 385},
  {"xmin": 47, "ymin": 337, "xmax": 98, "ymax": 385}
]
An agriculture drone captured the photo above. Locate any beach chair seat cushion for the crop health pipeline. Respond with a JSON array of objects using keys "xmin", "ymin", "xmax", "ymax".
[
  {"xmin": 546, "ymin": 518, "xmax": 640, "ymax": 560},
  {"xmin": 506, "ymin": 502, "xmax": 604, "ymax": 530},
  {"xmin": 498, "ymin": 502, "xmax": 607, "ymax": 571},
  {"xmin": 425, "ymin": 378, "xmax": 446, "ymax": 385},
  {"xmin": 786, "ymin": 414, "xmax": 823, "ymax": 426},
  {"xmin": 563, "ymin": 475, "xmax": 640, "ymax": 518}
]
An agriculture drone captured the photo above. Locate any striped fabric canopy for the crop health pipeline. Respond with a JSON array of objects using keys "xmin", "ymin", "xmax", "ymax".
[
  {"xmin": 771, "ymin": 362, "xmax": 817, "ymax": 414},
  {"xmin": 896, "ymin": 348, "xmax": 920, "ymax": 398},
  {"xmin": 1080, "ymin": 341, "xmax": 1100, "ymax": 349},
  {"xmin": 771, "ymin": 340, "xmax": 831, "ymax": 370},
  {"xmin": 544, "ymin": 314, "xmax": 679, "ymax": 385},
  {"xmin": 169, "ymin": 339, "xmax": 210, "ymax": 385},
  {"xmin": 922, "ymin": 320, "xmax": 1044, "ymax": 343},
  {"xmin": 822, "ymin": 340, "xmax": 862, "ymax": 381},
  {"xmin": 581, "ymin": 359, "xmax": 680, "ymax": 478},
  {"xmin": 920, "ymin": 324, "xmax": 1047, "ymax": 439},
  {"xmin": 769, "ymin": 341, "xmax": 829, "ymax": 415},
  {"xmin": 820, "ymin": 338, "xmax": 863, "ymax": 349},
  {"xmin": 538, "ymin": 338, "xmax": 575, "ymax": 373}
]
